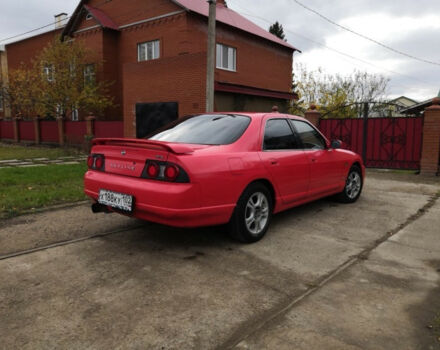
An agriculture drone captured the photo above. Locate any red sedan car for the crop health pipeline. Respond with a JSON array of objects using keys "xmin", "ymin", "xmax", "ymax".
[{"xmin": 84, "ymin": 113, "xmax": 364, "ymax": 243}]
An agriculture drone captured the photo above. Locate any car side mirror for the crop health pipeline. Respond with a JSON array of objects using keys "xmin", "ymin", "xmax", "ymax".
[{"xmin": 331, "ymin": 140, "xmax": 342, "ymax": 149}]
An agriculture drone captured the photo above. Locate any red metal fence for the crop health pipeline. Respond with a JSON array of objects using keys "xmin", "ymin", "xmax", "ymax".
[
  {"xmin": 94, "ymin": 121, "xmax": 124, "ymax": 138},
  {"xmin": 0, "ymin": 119, "xmax": 124, "ymax": 145},
  {"xmin": 320, "ymin": 117, "xmax": 424, "ymax": 170},
  {"xmin": 0, "ymin": 120, "xmax": 14, "ymax": 140},
  {"xmin": 40, "ymin": 121, "xmax": 59, "ymax": 143}
]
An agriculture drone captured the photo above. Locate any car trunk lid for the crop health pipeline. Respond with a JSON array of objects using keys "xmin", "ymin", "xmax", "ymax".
[{"xmin": 91, "ymin": 138, "xmax": 197, "ymax": 178}]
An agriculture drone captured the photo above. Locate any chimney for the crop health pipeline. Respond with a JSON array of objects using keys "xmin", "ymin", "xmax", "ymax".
[
  {"xmin": 54, "ymin": 13, "xmax": 68, "ymax": 29},
  {"xmin": 217, "ymin": 0, "xmax": 227, "ymax": 7}
]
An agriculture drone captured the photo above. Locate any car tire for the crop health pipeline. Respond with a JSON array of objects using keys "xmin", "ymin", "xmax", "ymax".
[
  {"xmin": 228, "ymin": 183, "xmax": 273, "ymax": 243},
  {"xmin": 336, "ymin": 165, "xmax": 363, "ymax": 203}
]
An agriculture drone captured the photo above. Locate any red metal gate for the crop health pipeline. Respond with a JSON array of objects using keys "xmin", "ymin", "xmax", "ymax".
[{"xmin": 319, "ymin": 117, "xmax": 424, "ymax": 170}]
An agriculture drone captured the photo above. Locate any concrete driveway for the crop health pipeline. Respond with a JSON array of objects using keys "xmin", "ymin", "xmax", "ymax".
[{"xmin": 0, "ymin": 171, "xmax": 439, "ymax": 349}]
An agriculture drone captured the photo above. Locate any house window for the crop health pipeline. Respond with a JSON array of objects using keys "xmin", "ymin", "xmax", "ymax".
[
  {"xmin": 138, "ymin": 40, "xmax": 160, "ymax": 62},
  {"xmin": 84, "ymin": 64, "xmax": 95, "ymax": 84},
  {"xmin": 216, "ymin": 43, "xmax": 236, "ymax": 71},
  {"xmin": 43, "ymin": 64, "xmax": 54, "ymax": 82},
  {"xmin": 71, "ymin": 108, "xmax": 79, "ymax": 121},
  {"xmin": 86, "ymin": 13, "xmax": 93, "ymax": 20}
]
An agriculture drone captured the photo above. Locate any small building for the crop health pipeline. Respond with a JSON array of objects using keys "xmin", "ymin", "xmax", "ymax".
[
  {"xmin": 400, "ymin": 91, "xmax": 440, "ymax": 117},
  {"xmin": 2, "ymin": 0, "xmax": 299, "ymax": 137},
  {"xmin": 369, "ymin": 96, "xmax": 418, "ymax": 118}
]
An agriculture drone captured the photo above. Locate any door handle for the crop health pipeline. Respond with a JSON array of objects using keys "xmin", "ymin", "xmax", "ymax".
[
  {"xmin": 311, "ymin": 158, "xmax": 317, "ymax": 162},
  {"xmin": 269, "ymin": 158, "xmax": 278, "ymax": 165}
]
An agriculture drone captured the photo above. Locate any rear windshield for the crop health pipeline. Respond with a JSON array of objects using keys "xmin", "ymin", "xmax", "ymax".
[{"xmin": 148, "ymin": 114, "xmax": 251, "ymax": 145}]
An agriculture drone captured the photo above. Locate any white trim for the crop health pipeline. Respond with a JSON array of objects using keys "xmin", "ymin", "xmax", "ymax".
[
  {"xmin": 73, "ymin": 24, "xmax": 101, "ymax": 34},
  {"xmin": 119, "ymin": 10, "xmax": 185, "ymax": 29}
]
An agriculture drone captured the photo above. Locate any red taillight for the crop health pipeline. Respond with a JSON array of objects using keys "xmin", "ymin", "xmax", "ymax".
[
  {"xmin": 142, "ymin": 160, "xmax": 189, "ymax": 183},
  {"xmin": 165, "ymin": 165, "xmax": 179, "ymax": 181},
  {"xmin": 147, "ymin": 162, "xmax": 160, "ymax": 178},
  {"xmin": 88, "ymin": 154, "xmax": 105, "ymax": 171},
  {"xmin": 95, "ymin": 156, "xmax": 103, "ymax": 169},
  {"xmin": 87, "ymin": 155, "xmax": 94, "ymax": 168}
]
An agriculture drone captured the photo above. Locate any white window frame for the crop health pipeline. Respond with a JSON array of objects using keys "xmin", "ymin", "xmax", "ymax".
[
  {"xmin": 86, "ymin": 13, "xmax": 93, "ymax": 20},
  {"xmin": 138, "ymin": 40, "xmax": 160, "ymax": 62},
  {"xmin": 71, "ymin": 107, "xmax": 79, "ymax": 121},
  {"xmin": 216, "ymin": 43, "xmax": 236, "ymax": 72},
  {"xmin": 84, "ymin": 64, "xmax": 96, "ymax": 84},
  {"xmin": 43, "ymin": 64, "xmax": 54, "ymax": 82}
]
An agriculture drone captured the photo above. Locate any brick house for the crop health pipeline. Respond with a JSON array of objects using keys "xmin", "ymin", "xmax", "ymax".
[{"xmin": 2, "ymin": 0, "xmax": 299, "ymax": 137}]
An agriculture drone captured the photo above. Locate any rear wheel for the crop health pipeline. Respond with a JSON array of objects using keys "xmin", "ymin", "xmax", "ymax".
[
  {"xmin": 336, "ymin": 165, "xmax": 363, "ymax": 203},
  {"xmin": 228, "ymin": 183, "xmax": 273, "ymax": 243}
]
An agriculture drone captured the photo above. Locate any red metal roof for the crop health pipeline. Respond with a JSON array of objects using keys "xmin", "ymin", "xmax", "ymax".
[
  {"xmin": 173, "ymin": 1, "xmax": 298, "ymax": 51},
  {"xmin": 84, "ymin": 4, "xmax": 119, "ymax": 31}
]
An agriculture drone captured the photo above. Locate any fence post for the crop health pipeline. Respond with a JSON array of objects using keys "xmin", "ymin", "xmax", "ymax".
[
  {"xmin": 33, "ymin": 117, "xmax": 41, "ymax": 145},
  {"xmin": 13, "ymin": 116, "xmax": 20, "ymax": 143},
  {"xmin": 304, "ymin": 104, "xmax": 321, "ymax": 128},
  {"xmin": 86, "ymin": 115, "xmax": 96, "ymax": 137},
  {"xmin": 420, "ymin": 98, "xmax": 440, "ymax": 176},
  {"xmin": 362, "ymin": 102, "xmax": 369, "ymax": 165},
  {"xmin": 57, "ymin": 117, "xmax": 65, "ymax": 146}
]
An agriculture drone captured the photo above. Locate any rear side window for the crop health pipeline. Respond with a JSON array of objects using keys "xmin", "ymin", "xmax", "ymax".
[
  {"xmin": 263, "ymin": 119, "xmax": 300, "ymax": 150},
  {"xmin": 148, "ymin": 114, "xmax": 251, "ymax": 145},
  {"xmin": 290, "ymin": 120, "xmax": 325, "ymax": 150}
]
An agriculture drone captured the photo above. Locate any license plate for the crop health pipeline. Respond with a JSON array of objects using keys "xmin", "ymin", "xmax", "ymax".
[{"xmin": 98, "ymin": 189, "xmax": 134, "ymax": 212}]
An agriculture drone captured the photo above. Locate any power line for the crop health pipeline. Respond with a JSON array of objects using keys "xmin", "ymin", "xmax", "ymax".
[
  {"xmin": 0, "ymin": 0, "xmax": 112, "ymax": 44},
  {"xmin": 0, "ymin": 18, "xmax": 71, "ymax": 44},
  {"xmin": 290, "ymin": 0, "xmax": 440, "ymax": 67},
  {"xmin": 228, "ymin": 1, "xmax": 437, "ymax": 89}
]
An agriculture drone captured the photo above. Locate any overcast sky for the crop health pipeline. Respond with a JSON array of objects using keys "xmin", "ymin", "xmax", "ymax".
[{"xmin": 0, "ymin": 0, "xmax": 439, "ymax": 101}]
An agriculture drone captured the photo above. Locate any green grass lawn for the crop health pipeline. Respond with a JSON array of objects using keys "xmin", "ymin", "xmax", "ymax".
[
  {"xmin": 0, "ymin": 164, "xmax": 88, "ymax": 219},
  {"xmin": 0, "ymin": 143, "xmax": 84, "ymax": 161}
]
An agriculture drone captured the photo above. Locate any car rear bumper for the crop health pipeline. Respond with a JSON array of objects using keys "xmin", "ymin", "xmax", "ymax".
[{"xmin": 84, "ymin": 171, "xmax": 235, "ymax": 227}]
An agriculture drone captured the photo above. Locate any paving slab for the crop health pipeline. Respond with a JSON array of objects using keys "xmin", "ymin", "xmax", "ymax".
[{"xmin": 21, "ymin": 164, "xmax": 46, "ymax": 168}]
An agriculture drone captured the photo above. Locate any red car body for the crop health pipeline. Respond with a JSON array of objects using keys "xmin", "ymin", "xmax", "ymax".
[{"xmin": 84, "ymin": 113, "xmax": 364, "ymax": 229}]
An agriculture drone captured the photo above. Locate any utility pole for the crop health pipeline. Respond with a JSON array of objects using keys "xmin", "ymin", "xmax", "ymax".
[{"xmin": 206, "ymin": 0, "xmax": 216, "ymax": 113}]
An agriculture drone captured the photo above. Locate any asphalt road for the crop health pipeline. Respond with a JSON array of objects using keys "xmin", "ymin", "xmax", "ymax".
[{"xmin": 0, "ymin": 171, "xmax": 439, "ymax": 349}]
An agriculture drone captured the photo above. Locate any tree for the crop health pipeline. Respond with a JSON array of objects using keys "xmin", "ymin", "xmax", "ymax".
[
  {"xmin": 1, "ymin": 65, "xmax": 42, "ymax": 118},
  {"xmin": 290, "ymin": 64, "xmax": 389, "ymax": 118},
  {"xmin": 269, "ymin": 21, "xmax": 286, "ymax": 41},
  {"xmin": 1, "ymin": 37, "xmax": 113, "ymax": 119}
]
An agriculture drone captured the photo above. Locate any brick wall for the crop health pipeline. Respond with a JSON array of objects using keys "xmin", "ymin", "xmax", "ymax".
[
  {"xmin": 186, "ymin": 15, "xmax": 293, "ymax": 93},
  {"xmin": 420, "ymin": 99, "xmax": 440, "ymax": 175},
  {"xmin": 6, "ymin": 29, "xmax": 63, "ymax": 71},
  {"xmin": 122, "ymin": 52, "xmax": 206, "ymax": 137}
]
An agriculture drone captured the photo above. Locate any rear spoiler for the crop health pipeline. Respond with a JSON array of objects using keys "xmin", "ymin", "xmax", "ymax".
[{"xmin": 92, "ymin": 138, "xmax": 194, "ymax": 155}]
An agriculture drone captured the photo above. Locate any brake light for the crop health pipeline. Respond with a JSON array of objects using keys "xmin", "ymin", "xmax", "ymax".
[
  {"xmin": 147, "ymin": 162, "xmax": 159, "ymax": 178},
  {"xmin": 95, "ymin": 156, "xmax": 103, "ymax": 169},
  {"xmin": 87, "ymin": 155, "xmax": 94, "ymax": 168},
  {"xmin": 141, "ymin": 160, "xmax": 189, "ymax": 183},
  {"xmin": 87, "ymin": 154, "xmax": 105, "ymax": 171},
  {"xmin": 165, "ymin": 165, "xmax": 179, "ymax": 181}
]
